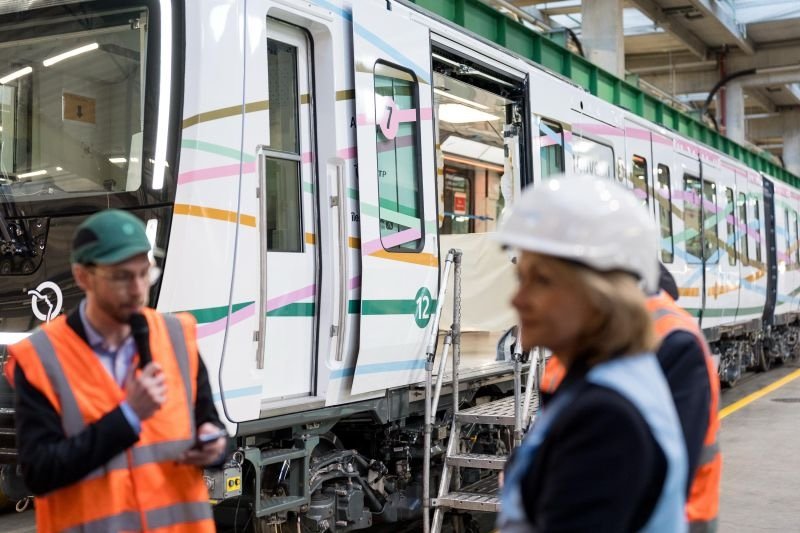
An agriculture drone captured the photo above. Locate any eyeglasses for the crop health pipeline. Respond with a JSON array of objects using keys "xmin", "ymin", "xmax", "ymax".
[{"xmin": 88, "ymin": 265, "xmax": 162, "ymax": 287}]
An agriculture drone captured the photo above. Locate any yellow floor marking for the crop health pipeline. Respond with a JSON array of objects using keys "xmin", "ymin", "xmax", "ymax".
[{"xmin": 719, "ymin": 368, "xmax": 800, "ymax": 420}]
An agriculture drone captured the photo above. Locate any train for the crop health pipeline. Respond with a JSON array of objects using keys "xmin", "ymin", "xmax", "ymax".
[{"xmin": 1, "ymin": 0, "xmax": 799, "ymax": 530}]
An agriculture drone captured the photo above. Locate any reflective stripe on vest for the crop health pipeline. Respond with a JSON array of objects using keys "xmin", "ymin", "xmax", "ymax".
[
  {"xmin": 689, "ymin": 517, "xmax": 718, "ymax": 533},
  {"xmin": 499, "ymin": 353, "xmax": 688, "ymax": 532},
  {"xmin": 61, "ymin": 511, "xmax": 141, "ymax": 533},
  {"xmin": 163, "ymin": 313, "xmax": 195, "ymax": 443},
  {"xmin": 146, "ymin": 501, "xmax": 214, "ymax": 530},
  {"xmin": 28, "ymin": 331, "xmax": 84, "ymax": 436}
]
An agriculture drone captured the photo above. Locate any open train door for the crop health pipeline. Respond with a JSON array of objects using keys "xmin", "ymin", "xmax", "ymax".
[{"xmin": 349, "ymin": 1, "xmax": 439, "ymax": 395}]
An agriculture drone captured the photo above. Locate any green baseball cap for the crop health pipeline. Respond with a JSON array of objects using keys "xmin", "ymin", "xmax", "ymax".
[{"xmin": 71, "ymin": 209, "xmax": 151, "ymax": 265}]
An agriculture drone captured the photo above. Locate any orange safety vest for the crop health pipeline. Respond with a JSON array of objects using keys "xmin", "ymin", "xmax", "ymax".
[
  {"xmin": 539, "ymin": 292, "xmax": 721, "ymax": 531},
  {"xmin": 5, "ymin": 308, "xmax": 215, "ymax": 533},
  {"xmin": 646, "ymin": 291, "xmax": 720, "ymax": 532}
]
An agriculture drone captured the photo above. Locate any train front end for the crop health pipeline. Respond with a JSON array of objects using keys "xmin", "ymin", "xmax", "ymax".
[{"xmin": 0, "ymin": 0, "xmax": 183, "ymax": 501}]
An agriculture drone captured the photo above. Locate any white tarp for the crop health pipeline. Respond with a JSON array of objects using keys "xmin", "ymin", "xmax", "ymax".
[{"xmin": 438, "ymin": 232, "xmax": 517, "ymax": 333}]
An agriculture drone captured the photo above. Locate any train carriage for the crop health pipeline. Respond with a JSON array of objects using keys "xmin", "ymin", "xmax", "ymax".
[{"xmin": 1, "ymin": 0, "xmax": 800, "ymax": 530}]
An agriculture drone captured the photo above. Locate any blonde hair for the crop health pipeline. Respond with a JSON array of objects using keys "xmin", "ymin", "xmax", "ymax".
[{"xmin": 545, "ymin": 256, "xmax": 656, "ymax": 365}]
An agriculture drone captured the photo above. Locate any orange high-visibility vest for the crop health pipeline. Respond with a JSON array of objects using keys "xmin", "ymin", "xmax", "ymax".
[
  {"xmin": 6, "ymin": 308, "xmax": 215, "ymax": 533},
  {"xmin": 646, "ymin": 291, "xmax": 720, "ymax": 532},
  {"xmin": 538, "ymin": 292, "xmax": 721, "ymax": 531},
  {"xmin": 541, "ymin": 355, "xmax": 566, "ymax": 395}
]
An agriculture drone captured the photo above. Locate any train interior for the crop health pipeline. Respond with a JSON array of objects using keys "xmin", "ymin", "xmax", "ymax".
[
  {"xmin": 0, "ymin": 6, "xmax": 145, "ymax": 198},
  {"xmin": 432, "ymin": 52, "xmax": 525, "ymax": 379}
]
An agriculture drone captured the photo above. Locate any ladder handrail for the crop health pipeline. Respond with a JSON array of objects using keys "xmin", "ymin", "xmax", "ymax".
[{"xmin": 424, "ymin": 248, "xmax": 460, "ymax": 533}]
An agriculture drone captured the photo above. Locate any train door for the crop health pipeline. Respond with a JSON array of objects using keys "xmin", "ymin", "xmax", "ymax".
[
  {"xmin": 700, "ymin": 163, "xmax": 732, "ymax": 329},
  {"xmin": 762, "ymin": 176, "xmax": 778, "ymax": 328},
  {"xmin": 431, "ymin": 40, "xmax": 529, "ymax": 369},
  {"xmin": 247, "ymin": 18, "xmax": 318, "ymax": 406},
  {"xmin": 675, "ymin": 153, "xmax": 708, "ymax": 324},
  {"xmin": 651, "ymin": 132, "xmax": 679, "ymax": 293},
  {"xmin": 349, "ymin": 2, "xmax": 439, "ymax": 394}
]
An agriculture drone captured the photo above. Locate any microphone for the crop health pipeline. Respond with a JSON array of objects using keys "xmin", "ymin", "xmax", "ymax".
[{"xmin": 129, "ymin": 313, "xmax": 152, "ymax": 369}]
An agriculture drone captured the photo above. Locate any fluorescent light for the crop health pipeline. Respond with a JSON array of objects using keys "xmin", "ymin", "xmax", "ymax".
[
  {"xmin": 441, "ymin": 135, "xmax": 505, "ymax": 166},
  {"xmin": 0, "ymin": 332, "xmax": 31, "ymax": 344},
  {"xmin": 108, "ymin": 157, "xmax": 127, "ymax": 164},
  {"xmin": 55, "ymin": 166, "xmax": 63, "ymax": 171},
  {"xmin": 43, "ymin": 43, "xmax": 99, "ymax": 67},
  {"xmin": 434, "ymin": 88, "xmax": 489, "ymax": 110},
  {"xmin": 152, "ymin": 0, "xmax": 173, "ymax": 190},
  {"xmin": 0, "ymin": 66, "xmax": 33, "ymax": 85},
  {"xmin": 438, "ymin": 103, "xmax": 500, "ymax": 124},
  {"xmin": 18, "ymin": 169, "xmax": 47, "ymax": 178}
]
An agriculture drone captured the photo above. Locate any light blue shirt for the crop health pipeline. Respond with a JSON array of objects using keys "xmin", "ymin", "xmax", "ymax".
[{"xmin": 78, "ymin": 300, "xmax": 141, "ymax": 434}]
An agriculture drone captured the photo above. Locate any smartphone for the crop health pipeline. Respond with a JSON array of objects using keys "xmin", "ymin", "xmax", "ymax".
[{"xmin": 194, "ymin": 429, "xmax": 227, "ymax": 449}]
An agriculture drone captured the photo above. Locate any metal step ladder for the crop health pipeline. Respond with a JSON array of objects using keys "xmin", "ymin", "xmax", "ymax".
[{"xmin": 422, "ymin": 249, "xmax": 542, "ymax": 533}]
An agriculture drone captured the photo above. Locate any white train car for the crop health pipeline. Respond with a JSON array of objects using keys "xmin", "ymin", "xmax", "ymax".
[{"xmin": 1, "ymin": 0, "xmax": 799, "ymax": 529}]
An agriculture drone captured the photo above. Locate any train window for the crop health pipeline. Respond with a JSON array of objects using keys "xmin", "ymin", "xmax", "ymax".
[
  {"xmin": 703, "ymin": 180, "xmax": 719, "ymax": 263},
  {"xmin": 631, "ymin": 155, "xmax": 648, "ymax": 206},
  {"xmin": 753, "ymin": 199, "xmax": 762, "ymax": 263},
  {"xmin": 265, "ymin": 158, "xmax": 303, "ymax": 252},
  {"xmin": 794, "ymin": 212, "xmax": 800, "ymax": 265},
  {"xmin": 737, "ymin": 193, "xmax": 749, "ymax": 264},
  {"xmin": 0, "ymin": 5, "xmax": 150, "ymax": 198},
  {"xmin": 268, "ymin": 39, "xmax": 300, "ymax": 153},
  {"xmin": 539, "ymin": 119, "xmax": 564, "ymax": 178},
  {"xmin": 684, "ymin": 176, "xmax": 718, "ymax": 263},
  {"xmin": 656, "ymin": 164, "xmax": 673, "ymax": 263},
  {"xmin": 725, "ymin": 188, "xmax": 736, "ymax": 266},
  {"xmin": 374, "ymin": 62, "xmax": 423, "ymax": 252},
  {"xmin": 265, "ymin": 38, "xmax": 305, "ymax": 252},
  {"xmin": 573, "ymin": 135, "xmax": 613, "ymax": 178}
]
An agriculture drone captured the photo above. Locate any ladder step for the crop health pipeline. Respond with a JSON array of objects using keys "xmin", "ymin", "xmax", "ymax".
[
  {"xmin": 434, "ymin": 492, "xmax": 500, "ymax": 512},
  {"xmin": 447, "ymin": 452, "xmax": 507, "ymax": 470},
  {"xmin": 457, "ymin": 395, "xmax": 539, "ymax": 425}
]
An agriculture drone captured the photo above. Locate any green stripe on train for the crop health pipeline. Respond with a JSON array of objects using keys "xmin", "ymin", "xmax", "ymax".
[{"xmin": 185, "ymin": 302, "xmax": 254, "ymax": 323}]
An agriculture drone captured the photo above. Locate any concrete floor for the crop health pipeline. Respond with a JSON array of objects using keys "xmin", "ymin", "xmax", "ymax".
[
  {"xmin": 718, "ymin": 359, "xmax": 800, "ymax": 532},
  {"xmin": 2, "ymin": 361, "xmax": 798, "ymax": 532}
]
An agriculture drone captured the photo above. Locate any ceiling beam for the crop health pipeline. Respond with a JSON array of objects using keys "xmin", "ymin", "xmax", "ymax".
[
  {"xmin": 686, "ymin": 0, "xmax": 755, "ymax": 55},
  {"xmin": 746, "ymin": 88, "xmax": 778, "ymax": 113},
  {"xmin": 628, "ymin": 0, "xmax": 708, "ymax": 59}
]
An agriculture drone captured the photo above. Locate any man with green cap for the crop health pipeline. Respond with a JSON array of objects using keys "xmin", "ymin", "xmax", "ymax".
[{"xmin": 5, "ymin": 209, "xmax": 224, "ymax": 532}]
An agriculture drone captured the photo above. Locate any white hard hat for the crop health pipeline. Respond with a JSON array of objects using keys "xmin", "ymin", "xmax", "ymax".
[{"xmin": 495, "ymin": 174, "xmax": 659, "ymax": 293}]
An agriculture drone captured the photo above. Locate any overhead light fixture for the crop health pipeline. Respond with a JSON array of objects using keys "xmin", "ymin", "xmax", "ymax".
[
  {"xmin": 0, "ymin": 66, "xmax": 33, "ymax": 85},
  {"xmin": 108, "ymin": 157, "xmax": 127, "ymax": 164},
  {"xmin": 43, "ymin": 42, "xmax": 99, "ymax": 67},
  {"xmin": 438, "ymin": 103, "xmax": 500, "ymax": 124},
  {"xmin": 441, "ymin": 135, "xmax": 505, "ymax": 166},
  {"xmin": 18, "ymin": 169, "xmax": 47, "ymax": 178},
  {"xmin": 433, "ymin": 88, "xmax": 490, "ymax": 110}
]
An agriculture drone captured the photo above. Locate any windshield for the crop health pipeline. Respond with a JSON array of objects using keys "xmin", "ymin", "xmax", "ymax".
[{"xmin": 0, "ymin": 1, "xmax": 175, "ymax": 208}]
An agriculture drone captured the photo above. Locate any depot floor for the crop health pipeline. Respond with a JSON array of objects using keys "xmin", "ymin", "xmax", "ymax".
[{"xmin": 2, "ymin": 360, "xmax": 799, "ymax": 533}]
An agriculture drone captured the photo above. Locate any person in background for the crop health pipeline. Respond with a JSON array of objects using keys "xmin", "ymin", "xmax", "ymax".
[
  {"xmin": 540, "ymin": 264, "xmax": 721, "ymax": 532},
  {"xmin": 496, "ymin": 175, "xmax": 687, "ymax": 532},
  {"xmin": 6, "ymin": 209, "xmax": 225, "ymax": 533}
]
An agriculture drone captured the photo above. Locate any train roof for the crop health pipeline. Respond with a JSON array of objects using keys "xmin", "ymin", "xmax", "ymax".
[{"xmin": 405, "ymin": 0, "xmax": 800, "ymax": 188}]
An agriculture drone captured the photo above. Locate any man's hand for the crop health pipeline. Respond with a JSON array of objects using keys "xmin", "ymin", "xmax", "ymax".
[
  {"xmin": 179, "ymin": 422, "xmax": 227, "ymax": 466},
  {"xmin": 125, "ymin": 362, "xmax": 166, "ymax": 420}
]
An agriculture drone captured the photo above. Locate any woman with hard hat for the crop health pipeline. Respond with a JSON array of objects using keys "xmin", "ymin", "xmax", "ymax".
[{"xmin": 496, "ymin": 175, "xmax": 688, "ymax": 532}]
